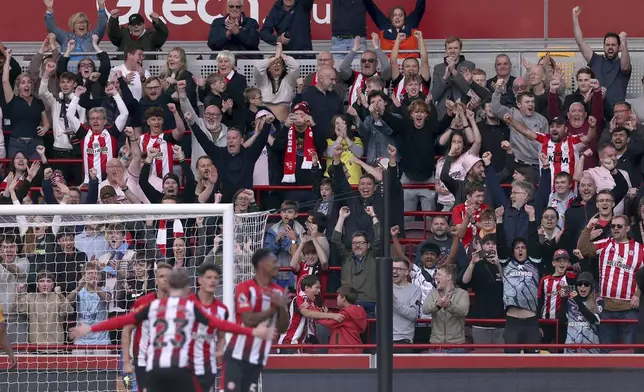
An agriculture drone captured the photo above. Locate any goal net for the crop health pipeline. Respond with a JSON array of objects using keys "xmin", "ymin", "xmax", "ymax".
[{"xmin": 0, "ymin": 203, "xmax": 269, "ymax": 392}]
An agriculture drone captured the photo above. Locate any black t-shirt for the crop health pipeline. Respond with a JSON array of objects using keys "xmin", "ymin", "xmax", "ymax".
[{"xmin": 6, "ymin": 96, "xmax": 45, "ymax": 139}]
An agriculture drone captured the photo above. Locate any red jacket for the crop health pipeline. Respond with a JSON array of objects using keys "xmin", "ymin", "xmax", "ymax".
[{"xmin": 317, "ymin": 304, "xmax": 368, "ymax": 354}]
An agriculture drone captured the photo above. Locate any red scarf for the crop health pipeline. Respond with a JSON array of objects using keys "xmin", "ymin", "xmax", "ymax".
[
  {"xmin": 311, "ymin": 73, "xmax": 317, "ymax": 86},
  {"xmin": 282, "ymin": 125, "xmax": 314, "ymax": 183}
]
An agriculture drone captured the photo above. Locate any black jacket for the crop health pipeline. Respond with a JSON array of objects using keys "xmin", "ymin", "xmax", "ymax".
[
  {"xmin": 207, "ymin": 14, "xmax": 261, "ymax": 58},
  {"xmin": 260, "ymin": 0, "xmax": 314, "ymax": 51}
]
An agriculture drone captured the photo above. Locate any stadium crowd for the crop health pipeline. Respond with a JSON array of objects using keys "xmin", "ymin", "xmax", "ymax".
[{"xmin": 1, "ymin": 0, "xmax": 644, "ymax": 388}]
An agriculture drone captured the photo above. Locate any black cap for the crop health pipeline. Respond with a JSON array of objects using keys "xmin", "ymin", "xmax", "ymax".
[
  {"xmin": 549, "ymin": 116, "xmax": 567, "ymax": 126},
  {"xmin": 128, "ymin": 14, "xmax": 145, "ymax": 25}
]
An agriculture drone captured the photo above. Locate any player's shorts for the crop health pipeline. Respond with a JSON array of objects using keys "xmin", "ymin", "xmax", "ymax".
[
  {"xmin": 135, "ymin": 366, "xmax": 149, "ymax": 392},
  {"xmin": 147, "ymin": 368, "xmax": 198, "ymax": 392},
  {"xmin": 221, "ymin": 356, "xmax": 262, "ymax": 392},
  {"xmin": 196, "ymin": 373, "xmax": 217, "ymax": 392}
]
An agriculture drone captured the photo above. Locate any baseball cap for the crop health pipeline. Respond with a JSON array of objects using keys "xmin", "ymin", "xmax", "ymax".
[
  {"xmin": 553, "ymin": 249, "xmax": 570, "ymax": 260},
  {"xmin": 100, "ymin": 185, "xmax": 116, "ymax": 199},
  {"xmin": 577, "ymin": 271, "xmax": 594, "ymax": 286},
  {"xmin": 549, "ymin": 116, "xmax": 567, "ymax": 126},
  {"xmin": 128, "ymin": 14, "xmax": 145, "ymax": 25}
]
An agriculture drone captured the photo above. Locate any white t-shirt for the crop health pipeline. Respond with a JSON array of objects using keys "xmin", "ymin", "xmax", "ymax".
[{"xmin": 111, "ymin": 64, "xmax": 151, "ymax": 101}]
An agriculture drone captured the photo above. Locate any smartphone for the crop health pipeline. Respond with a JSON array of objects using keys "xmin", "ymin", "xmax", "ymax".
[
  {"xmin": 478, "ymin": 250, "xmax": 489, "ymax": 260},
  {"xmin": 288, "ymin": 220, "xmax": 295, "ymax": 229}
]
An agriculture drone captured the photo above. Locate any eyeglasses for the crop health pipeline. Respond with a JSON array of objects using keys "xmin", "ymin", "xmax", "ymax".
[
  {"xmin": 352, "ymin": 241, "xmax": 367, "ymax": 246},
  {"xmin": 597, "ymin": 199, "xmax": 613, "ymax": 203},
  {"xmin": 611, "ymin": 224, "xmax": 625, "ymax": 229},
  {"xmin": 228, "ymin": 5, "xmax": 243, "ymax": 9},
  {"xmin": 361, "ymin": 58, "xmax": 376, "ymax": 64},
  {"xmin": 204, "ymin": 113, "xmax": 222, "ymax": 118},
  {"xmin": 79, "ymin": 63, "xmax": 94, "ymax": 68},
  {"xmin": 392, "ymin": 267, "xmax": 408, "ymax": 272},
  {"xmin": 576, "ymin": 282, "xmax": 591, "ymax": 288}
]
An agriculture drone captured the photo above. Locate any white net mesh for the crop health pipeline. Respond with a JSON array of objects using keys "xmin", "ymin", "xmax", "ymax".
[{"xmin": 0, "ymin": 209, "xmax": 269, "ymax": 392}]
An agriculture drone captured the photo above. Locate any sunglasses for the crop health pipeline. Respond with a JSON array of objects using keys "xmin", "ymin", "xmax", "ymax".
[
  {"xmin": 611, "ymin": 224, "xmax": 625, "ymax": 229},
  {"xmin": 576, "ymin": 282, "xmax": 591, "ymax": 288},
  {"xmin": 228, "ymin": 5, "xmax": 242, "ymax": 9},
  {"xmin": 361, "ymin": 58, "xmax": 376, "ymax": 64}
]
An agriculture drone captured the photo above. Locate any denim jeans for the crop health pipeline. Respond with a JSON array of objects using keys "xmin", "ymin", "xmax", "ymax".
[
  {"xmin": 331, "ymin": 36, "xmax": 367, "ymax": 62},
  {"xmin": 8, "ymin": 137, "xmax": 42, "ymax": 159},
  {"xmin": 599, "ymin": 309, "xmax": 638, "ymax": 350}
]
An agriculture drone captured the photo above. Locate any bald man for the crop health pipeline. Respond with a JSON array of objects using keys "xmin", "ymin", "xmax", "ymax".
[
  {"xmin": 301, "ymin": 51, "xmax": 348, "ymax": 99},
  {"xmin": 295, "ymin": 65, "xmax": 344, "ymax": 138}
]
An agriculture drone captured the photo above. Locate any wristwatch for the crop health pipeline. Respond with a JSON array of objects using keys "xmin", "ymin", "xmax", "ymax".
[{"xmin": 291, "ymin": 240, "xmax": 296, "ymax": 245}]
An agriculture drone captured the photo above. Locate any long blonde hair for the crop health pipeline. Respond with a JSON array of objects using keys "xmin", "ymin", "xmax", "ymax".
[
  {"xmin": 162, "ymin": 47, "xmax": 188, "ymax": 79},
  {"xmin": 584, "ymin": 289, "xmax": 599, "ymax": 314},
  {"xmin": 13, "ymin": 73, "xmax": 32, "ymax": 97}
]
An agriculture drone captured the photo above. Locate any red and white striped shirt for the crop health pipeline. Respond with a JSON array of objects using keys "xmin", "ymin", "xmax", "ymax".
[
  {"xmin": 131, "ymin": 297, "xmax": 251, "ymax": 371},
  {"xmin": 90, "ymin": 296, "xmax": 253, "ymax": 371},
  {"xmin": 538, "ymin": 272, "xmax": 576, "ymax": 319},
  {"xmin": 348, "ymin": 71, "xmax": 379, "ymax": 106},
  {"xmin": 227, "ymin": 279, "xmax": 284, "ymax": 366},
  {"xmin": 131, "ymin": 292, "xmax": 157, "ymax": 367},
  {"xmin": 534, "ymin": 133, "xmax": 584, "ymax": 188},
  {"xmin": 140, "ymin": 131, "xmax": 176, "ymax": 180},
  {"xmin": 189, "ymin": 293, "xmax": 229, "ymax": 376},
  {"xmin": 278, "ymin": 292, "xmax": 316, "ymax": 346},
  {"xmin": 594, "ymin": 238, "xmax": 644, "ymax": 301},
  {"xmin": 80, "ymin": 125, "xmax": 120, "ymax": 183}
]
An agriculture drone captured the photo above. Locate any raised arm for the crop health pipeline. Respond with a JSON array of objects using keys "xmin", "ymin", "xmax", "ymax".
[
  {"xmin": 571, "ymin": 6, "xmax": 594, "ymax": 63},
  {"xmin": 577, "ymin": 216, "xmax": 599, "ymax": 258},
  {"xmin": 503, "ymin": 113, "xmax": 537, "ymax": 141},
  {"xmin": 2, "ymin": 49, "xmax": 14, "ymax": 104},
  {"xmin": 372, "ymin": 36, "xmax": 391, "ymax": 81},
  {"xmin": 618, "ymin": 32, "xmax": 631, "ymax": 73}
]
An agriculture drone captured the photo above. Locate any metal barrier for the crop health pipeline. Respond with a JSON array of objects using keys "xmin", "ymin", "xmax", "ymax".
[{"xmin": 12, "ymin": 48, "xmax": 644, "ymax": 99}]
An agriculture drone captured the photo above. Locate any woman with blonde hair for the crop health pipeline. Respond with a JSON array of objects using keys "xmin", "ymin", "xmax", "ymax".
[
  {"xmin": 160, "ymin": 47, "xmax": 198, "ymax": 111},
  {"xmin": 44, "ymin": 0, "xmax": 108, "ymax": 59},
  {"xmin": 2, "ymin": 50, "xmax": 50, "ymax": 159}
]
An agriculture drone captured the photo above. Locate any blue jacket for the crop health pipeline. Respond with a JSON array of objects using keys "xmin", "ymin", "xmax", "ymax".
[
  {"xmin": 260, "ymin": 0, "xmax": 313, "ymax": 51},
  {"xmin": 363, "ymin": 0, "xmax": 426, "ymax": 40},
  {"xmin": 45, "ymin": 9, "xmax": 108, "ymax": 61}
]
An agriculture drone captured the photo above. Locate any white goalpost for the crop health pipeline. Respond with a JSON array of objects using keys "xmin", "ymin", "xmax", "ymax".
[{"xmin": 0, "ymin": 203, "xmax": 270, "ymax": 392}]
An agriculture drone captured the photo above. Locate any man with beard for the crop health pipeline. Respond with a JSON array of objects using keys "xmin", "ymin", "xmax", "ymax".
[
  {"xmin": 572, "ymin": 6, "xmax": 631, "ymax": 113},
  {"xmin": 415, "ymin": 216, "xmax": 468, "ymax": 271},
  {"xmin": 611, "ymin": 126, "xmax": 644, "ymax": 187},
  {"xmin": 391, "ymin": 258, "xmax": 422, "ymax": 353},
  {"xmin": 504, "ymin": 114, "xmax": 595, "ymax": 192},
  {"xmin": 549, "ymin": 75, "xmax": 604, "ymax": 169}
]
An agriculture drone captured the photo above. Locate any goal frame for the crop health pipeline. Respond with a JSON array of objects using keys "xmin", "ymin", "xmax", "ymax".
[{"xmin": 0, "ymin": 203, "xmax": 236, "ymax": 312}]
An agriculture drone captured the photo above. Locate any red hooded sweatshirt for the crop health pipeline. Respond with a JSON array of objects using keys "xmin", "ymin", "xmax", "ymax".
[{"xmin": 317, "ymin": 304, "xmax": 368, "ymax": 354}]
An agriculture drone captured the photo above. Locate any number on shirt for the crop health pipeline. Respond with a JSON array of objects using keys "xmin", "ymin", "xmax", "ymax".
[{"xmin": 153, "ymin": 318, "xmax": 189, "ymax": 348}]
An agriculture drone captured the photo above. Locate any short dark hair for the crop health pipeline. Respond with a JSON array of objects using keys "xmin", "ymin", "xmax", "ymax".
[
  {"xmin": 124, "ymin": 45, "xmax": 143, "ymax": 57},
  {"xmin": 1, "ymin": 234, "xmax": 17, "ymax": 244},
  {"xmin": 367, "ymin": 90, "xmax": 388, "ymax": 105},
  {"xmin": 156, "ymin": 262, "xmax": 173, "ymax": 272},
  {"xmin": 197, "ymin": 262, "xmax": 222, "ymax": 277},
  {"xmin": 516, "ymin": 91, "xmax": 535, "ymax": 103},
  {"xmin": 281, "ymin": 200, "xmax": 298, "ymax": 211},
  {"xmin": 604, "ymin": 32, "xmax": 621, "ymax": 46},
  {"xmin": 597, "ymin": 189, "xmax": 614, "ymax": 201},
  {"xmin": 576, "ymin": 66, "xmax": 595, "ymax": 79},
  {"xmin": 60, "ymin": 72, "xmax": 78, "ymax": 83},
  {"xmin": 251, "ymin": 248, "xmax": 275, "ymax": 268},
  {"xmin": 337, "ymin": 285, "xmax": 358, "ymax": 304},
  {"xmin": 299, "ymin": 275, "xmax": 320, "ymax": 291},
  {"xmin": 352, "ymin": 231, "xmax": 369, "ymax": 242},
  {"xmin": 612, "ymin": 126, "xmax": 630, "ymax": 136},
  {"xmin": 542, "ymin": 207, "xmax": 559, "ymax": 220},
  {"xmin": 145, "ymin": 106, "xmax": 165, "ymax": 120},
  {"xmin": 359, "ymin": 173, "xmax": 377, "ymax": 184},
  {"xmin": 37, "ymin": 271, "xmax": 55, "ymax": 282},
  {"xmin": 480, "ymin": 233, "xmax": 496, "ymax": 245},
  {"xmin": 554, "ymin": 172, "xmax": 572, "ymax": 183},
  {"xmin": 465, "ymin": 181, "xmax": 485, "ymax": 196},
  {"xmin": 319, "ymin": 178, "xmax": 333, "ymax": 189},
  {"xmin": 613, "ymin": 101, "xmax": 631, "ymax": 110},
  {"xmin": 308, "ymin": 211, "xmax": 328, "ymax": 234}
]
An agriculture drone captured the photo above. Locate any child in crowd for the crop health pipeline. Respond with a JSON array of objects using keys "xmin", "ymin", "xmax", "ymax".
[
  {"xmin": 317, "ymin": 285, "xmax": 367, "ymax": 354},
  {"xmin": 15, "ymin": 271, "xmax": 74, "ymax": 346},
  {"xmin": 265, "ymin": 200, "xmax": 305, "ymax": 288},
  {"xmin": 278, "ymin": 275, "xmax": 342, "ymax": 352}
]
